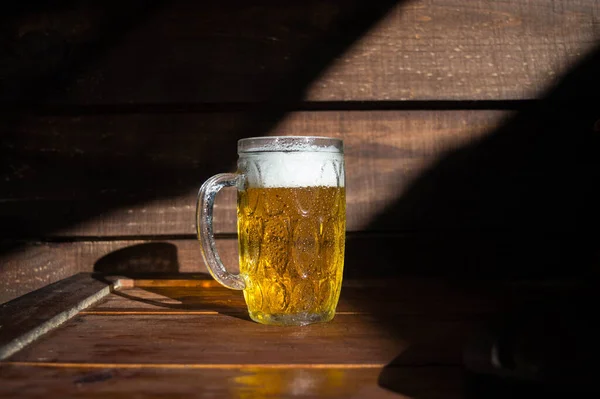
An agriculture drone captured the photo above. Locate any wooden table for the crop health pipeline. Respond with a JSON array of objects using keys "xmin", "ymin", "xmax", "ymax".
[
  {"xmin": 1, "ymin": 273, "xmax": 576, "ymax": 398},
  {"xmin": 1, "ymin": 1, "xmax": 599, "ymax": 397}
]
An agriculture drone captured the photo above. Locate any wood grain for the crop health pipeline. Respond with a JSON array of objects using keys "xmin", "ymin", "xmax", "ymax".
[
  {"xmin": 0, "ymin": 364, "xmax": 463, "ymax": 399},
  {"xmin": 7, "ymin": 312, "xmax": 472, "ymax": 366},
  {"xmin": 1, "ymin": 0, "xmax": 597, "ymax": 104},
  {"xmin": 0, "ymin": 274, "xmax": 584, "ymax": 396},
  {"xmin": 0, "ymin": 242, "xmax": 87, "ymax": 305},
  {"xmin": 0, "ymin": 240, "xmax": 214, "ymax": 304},
  {"xmin": 3, "ymin": 276, "xmax": 581, "ymax": 367},
  {"xmin": 0, "ymin": 274, "xmax": 116, "ymax": 360},
  {"xmin": 0, "ymin": 110, "xmax": 504, "ymax": 238}
]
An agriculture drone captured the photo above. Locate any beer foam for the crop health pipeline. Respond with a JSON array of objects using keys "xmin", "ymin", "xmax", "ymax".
[
  {"xmin": 238, "ymin": 136, "xmax": 342, "ymax": 154},
  {"xmin": 245, "ymin": 142, "xmax": 341, "ymax": 153},
  {"xmin": 240, "ymin": 152, "xmax": 344, "ymax": 188}
]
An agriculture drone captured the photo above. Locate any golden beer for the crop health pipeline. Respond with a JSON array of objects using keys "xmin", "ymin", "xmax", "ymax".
[
  {"xmin": 237, "ymin": 186, "xmax": 345, "ymax": 325},
  {"xmin": 197, "ymin": 136, "xmax": 345, "ymax": 326}
]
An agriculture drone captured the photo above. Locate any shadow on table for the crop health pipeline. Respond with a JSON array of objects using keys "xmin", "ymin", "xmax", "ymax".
[
  {"xmin": 92, "ymin": 242, "xmax": 251, "ymax": 321},
  {"xmin": 108, "ymin": 284, "xmax": 253, "ymax": 323},
  {"xmin": 379, "ymin": 291, "xmax": 600, "ymax": 398}
]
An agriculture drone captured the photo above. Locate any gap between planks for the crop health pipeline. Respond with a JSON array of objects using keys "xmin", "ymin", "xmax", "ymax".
[
  {"xmin": 2, "ymin": 100, "xmax": 537, "ymax": 116},
  {"xmin": 2, "ymin": 361, "xmax": 386, "ymax": 370},
  {"xmin": 79, "ymin": 310, "xmax": 365, "ymax": 316}
]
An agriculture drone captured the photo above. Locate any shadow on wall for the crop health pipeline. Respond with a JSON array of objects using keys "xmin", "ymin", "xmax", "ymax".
[
  {"xmin": 370, "ymin": 47, "xmax": 600, "ymax": 398},
  {"xmin": 94, "ymin": 242, "xmax": 180, "ymax": 275},
  {"xmin": 0, "ymin": 0, "xmax": 400, "ymax": 242},
  {"xmin": 360, "ymin": 46, "xmax": 600, "ymax": 280}
]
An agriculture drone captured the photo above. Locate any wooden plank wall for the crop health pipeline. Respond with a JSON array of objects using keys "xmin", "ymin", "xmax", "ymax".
[{"xmin": 1, "ymin": 0, "xmax": 600, "ymax": 303}]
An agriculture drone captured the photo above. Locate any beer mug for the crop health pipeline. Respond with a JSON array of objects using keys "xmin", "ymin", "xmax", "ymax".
[{"xmin": 196, "ymin": 136, "xmax": 345, "ymax": 326}]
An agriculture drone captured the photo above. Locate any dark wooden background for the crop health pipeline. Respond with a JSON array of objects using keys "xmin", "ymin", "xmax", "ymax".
[{"xmin": 1, "ymin": 0, "xmax": 599, "ymax": 303}]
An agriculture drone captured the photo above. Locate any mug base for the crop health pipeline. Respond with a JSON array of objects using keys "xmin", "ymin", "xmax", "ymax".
[{"xmin": 248, "ymin": 310, "xmax": 336, "ymax": 326}]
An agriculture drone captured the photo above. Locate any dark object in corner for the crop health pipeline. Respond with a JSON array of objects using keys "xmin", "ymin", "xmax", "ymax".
[{"xmin": 463, "ymin": 290, "xmax": 600, "ymax": 398}]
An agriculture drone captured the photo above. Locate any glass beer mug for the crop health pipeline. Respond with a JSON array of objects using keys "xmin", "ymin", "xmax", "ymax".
[{"xmin": 196, "ymin": 136, "xmax": 345, "ymax": 326}]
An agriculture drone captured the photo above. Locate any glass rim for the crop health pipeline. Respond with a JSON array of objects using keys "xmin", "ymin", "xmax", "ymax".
[{"xmin": 238, "ymin": 136, "xmax": 343, "ymax": 154}]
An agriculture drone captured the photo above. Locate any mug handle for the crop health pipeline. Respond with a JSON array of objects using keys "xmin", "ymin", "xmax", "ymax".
[{"xmin": 196, "ymin": 173, "xmax": 245, "ymax": 290}]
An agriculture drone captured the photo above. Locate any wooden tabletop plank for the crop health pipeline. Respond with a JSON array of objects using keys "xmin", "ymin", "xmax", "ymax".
[
  {"xmin": 0, "ymin": 274, "xmax": 590, "ymax": 397},
  {"xmin": 0, "ymin": 364, "xmax": 463, "ymax": 399},
  {"xmin": 2, "ymin": 0, "xmax": 597, "ymax": 104},
  {"xmin": 0, "ymin": 274, "xmax": 116, "ymax": 360},
  {"xmin": 7, "ymin": 312, "xmax": 473, "ymax": 366}
]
